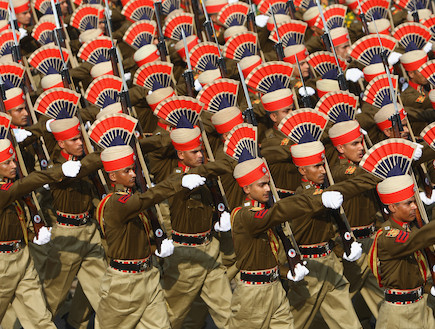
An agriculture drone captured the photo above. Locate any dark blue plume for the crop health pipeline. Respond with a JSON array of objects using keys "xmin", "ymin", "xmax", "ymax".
[
  {"xmin": 267, "ymin": 78, "xmax": 285, "ymax": 93},
  {"xmin": 238, "ymin": 147, "xmax": 254, "ymax": 163},
  {"xmin": 108, "ymin": 135, "xmax": 126, "ymax": 147},
  {"xmin": 299, "ymin": 130, "xmax": 316, "ymax": 144},
  {"xmin": 56, "ymin": 107, "xmax": 71, "ymax": 119},
  {"xmin": 205, "ymin": 61, "xmax": 217, "ymax": 71},
  {"xmin": 218, "ymin": 97, "xmax": 231, "ymax": 110},
  {"xmin": 46, "ymin": 66, "xmax": 60, "ymax": 75},
  {"xmin": 322, "ymin": 68, "xmax": 338, "ymax": 80},
  {"xmin": 102, "ymin": 96, "xmax": 116, "ymax": 108},
  {"xmin": 381, "ymin": 96, "xmax": 392, "ymax": 107},
  {"xmin": 3, "ymin": 78, "xmax": 15, "ymax": 90},
  {"xmin": 177, "ymin": 115, "xmax": 194, "ymax": 129},
  {"xmin": 405, "ymin": 41, "xmax": 419, "ymax": 52},
  {"xmin": 241, "ymin": 47, "xmax": 253, "ymax": 58},
  {"xmin": 370, "ymin": 54, "xmax": 383, "ymax": 64},
  {"xmin": 152, "ymin": 80, "xmax": 164, "ymax": 91},
  {"xmin": 386, "ymin": 163, "xmax": 405, "ymax": 177},
  {"xmin": 335, "ymin": 110, "xmax": 352, "ymax": 123}
]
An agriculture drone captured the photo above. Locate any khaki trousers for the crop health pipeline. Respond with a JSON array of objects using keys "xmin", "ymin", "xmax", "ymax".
[
  {"xmin": 343, "ymin": 236, "xmax": 384, "ymax": 318},
  {"xmin": 0, "ymin": 246, "xmax": 56, "ymax": 329},
  {"xmin": 43, "ymin": 221, "xmax": 107, "ymax": 317},
  {"xmin": 376, "ymin": 295, "xmax": 435, "ymax": 329},
  {"xmin": 229, "ymin": 278, "xmax": 294, "ymax": 329},
  {"xmin": 96, "ymin": 266, "xmax": 170, "ymax": 329},
  {"xmin": 162, "ymin": 237, "xmax": 232, "ymax": 329},
  {"xmin": 288, "ymin": 252, "xmax": 362, "ymax": 329}
]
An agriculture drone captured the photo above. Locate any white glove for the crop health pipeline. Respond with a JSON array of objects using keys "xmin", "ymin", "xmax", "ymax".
[
  {"xmin": 298, "ymin": 86, "xmax": 316, "ymax": 97},
  {"xmin": 343, "ymin": 241, "xmax": 363, "ymax": 262},
  {"xmin": 424, "ymin": 42, "xmax": 433, "ymax": 53},
  {"xmin": 182, "ymin": 174, "xmax": 206, "ymax": 190},
  {"xmin": 388, "ymin": 51, "xmax": 402, "ymax": 66},
  {"xmin": 46, "ymin": 118, "xmax": 55, "ymax": 132},
  {"xmin": 84, "ymin": 121, "xmax": 91, "ymax": 131},
  {"xmin": 12, "ymin": 128, "xmax": 32, "ymax": 143},
  {"xmin": 33, "ymin": 226, "xmax": 51, "ymax": 245},
  {"xmin": 412, "ymin": 143, "xmax": 423, "ymax": 161},
  {"xmin": 214, "ymin": 211, "xmax": 231, "ymax": 232},
  {"xmin": 321, "ymin": 191, "xmax": 343, "ymax": 209},
  {"xmin": 345, "ymin": 68, "xmax": 364, "ymax": 82},
  {"xmin": 228, "ymin": 0, "xmax": 238, "ymax": 3},
  {"xmin": 43, "ymin": 183, "xmax": 50, "ymax": 190},
  {"xmin": 419, "ymin": 191, "xmax": 435, "ymax": 206},
  {"xmin": 155, "ymin": 238, "xmax": 174, "ymax": 258},
  {"xmin": 255, "ymin": 14, "xmax": 269, "ymax": 28},
  {"xmin": 18, "ymin": 28, "xmax": 28, "ymax": 40},
  {"xmin": 287, "ymin": 263, "xmax": 310, "ymax": 282},
  {"xmin": 62, "ymin": 160, "xmax": 82, "ymax": 177},
  {"xmin": 194, "ymin": 79, "xmax": 202, "ymax": 91},
  {"xmin": 360, "ymin": 128, "xmax": 367, "ymax": 135},
  {"xmin": 356, "ymin": 108, "xmax": 362, "ymax": 114},
  {"xmin": 431, "ymin": 286, "xmax": 435, "ymax": 297},
  {"xmin": 124, "ymin": 72, "xmax": 131, "ymax": 81}
]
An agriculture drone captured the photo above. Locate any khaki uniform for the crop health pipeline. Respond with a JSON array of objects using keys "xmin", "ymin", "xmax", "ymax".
[
  {"xmin": 96, "ymin": 174, "xmax": 184, "ymax": 329},
  {"xmin": 370, "ymin": 219, "xmax": 435, "ymax": 329}
]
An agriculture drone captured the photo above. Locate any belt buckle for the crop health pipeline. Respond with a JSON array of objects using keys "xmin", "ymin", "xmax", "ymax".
[
  {"xmin": 203, "ymin": 233, "xmax": 209, "ymax": 244},
  {"xmin": 81, "ymin": 217, "xmax": 88, "ymax": 225},
  {"xmin": 13, "ymin": 242, "xmax": 20, "ymax": 251},
  {"xmin": 139, "ymin": 260, "xmax": 148, "ymax": 271},
  {"xmin": 417, "ymin": 287, "xmax": 423, "ymax": 298},
  {"xmin": 324, "ymin": 243, "xmax": 330, "ymax": 253},
  {"xmin": 269, "ymin": 270, "xmax": 279, "ymax": 282}
]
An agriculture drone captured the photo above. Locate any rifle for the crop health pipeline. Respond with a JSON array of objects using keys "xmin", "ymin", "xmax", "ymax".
[
  {"xmin": 181, "ymin": 29, "xmax": 196, "ymax": 98},
  {"xmin": 316, "ymin": 0, "xmax": 348, "ymax": 91},
  {"xmin": 116, "ymin": 47, "xmax": 168, "ymax": 253},
  {"xmin": 154, "ymin": 1, "xmax": 169, "ymax": 61},
  {"xmin": 102, "ymin": 0, "xmax": 121, "ymax": 76},
  {"xmin": 271, "ymin": 12, "xmax": 285, "ymax": 62},
  {"xmin": 190, "ymin": 0, "xmax": 205, "ymax": 40},
  {"xmin": 237, "ymin": 63, "xmax": 257, "ymax": 126},
  {"xmin": 286, "ymin": 0, "xmax": 296, "ymax": 19},
  {"xmin": 247, "ymin": 0, "xmax": 257, "ymax": 32},
  {"xmin": 355, "ymin": 0, "xmax": 369, "ymax": 36},
  {"xmin": 201, "ymin": 0, "xmax": 227, "ymax": 78},
  {"xmin": 294, "ymin": 54, "xmax": 313, "ymax": 108}
]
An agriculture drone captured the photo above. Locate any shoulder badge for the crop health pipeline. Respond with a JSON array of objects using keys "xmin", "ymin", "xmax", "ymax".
[
  {"xmin": 117, "ymin": 194, "xmax": 131, "ymax": 204},
  {"xmin": 281, "ymin": 138, "xmax": 289, "ymax": 146},
  {"xmin": 249, "ymin": 207, "xmax": 263, "ymax": 212},
  {"xmin": 253, "ymin": 99, "xmax": 261, "ymax": 105},
  {"xmin": 0, "ymin": 182, "xmax": 13, "ymax": 191},
  {"xmin": 394, "ymin": 230, "xmax": 410, "ymax": 243},
  {"xmin": 415, "ymin": 95, "xmax": 426, "ymax": 103},
  {"xmin": 345, "ymin": 166, "xmax": 356, "ymax": 175},
  {"xmin": 385, "ymin": 228, "xmax": 400, "ymax": 237},
  {"xmin": 253, "ymin": 209, "xmax": 269, "ymax": 219},
  {"xmin": 294, "ymin": 81, "xmax": 303, "ymax": 89},
  {"xmin": 313, "ymin": 188, "xmax": 323, "ymax": 195}
]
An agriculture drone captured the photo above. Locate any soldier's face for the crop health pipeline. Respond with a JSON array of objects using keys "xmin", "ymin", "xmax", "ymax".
[
  {"xmin": 408, "ymin": 70, "xmax": 428, "ymax": 86},
  {"xmin": 295, "ymin": 61, "xmax": 310, "ymax": 79},
  {"xmin": 337, "ymin": 136, "xmax": 364, "ymax": 163},
  {"xmin": 60, "ymin": 0, "xmax": 69, "ymax": 15},
  {"xmin": 7, "ymin": 103, "xmax": 28, "ymax": 127},
  {"xmin": 0, "ymin": 156, "xmax": 17, "ymax": 179},
  {"xmin": 243, "ymin": 175, "xmax": 270, "ymax": 204},
  {"xmin": 58, "ymin": 134, "xmax": 83, "ymax": 157},
  {"xmin": 110, "ymin": 164, "xmax": 136, "ymax": 188},
  {"xmin": 335, "ymin": 42, "xmax": 350, "ymax": 61},
  {"xmin": 388, "ymin": 196, "xmax": 417, "ymax": 222},
  {"xmin": 299, "ymin": 162, "xmax": 326, "ymax": 185},
  {"xmin": 178, "ymin": 145, "xmax": 203, "ymax": 168},
  {"xmin": 269, "ymin": 107, "xmax": 292, "ymax": 126},
  {"xmin": 16, "ymin": 10, "xmax": 31, "ymax": 26}
]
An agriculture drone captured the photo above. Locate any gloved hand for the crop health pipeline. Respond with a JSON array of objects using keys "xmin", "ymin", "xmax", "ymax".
[
  {"xmin": 360, "ymin": 128, "xmax": 367, "ymax": 135},
  {"xmin": 287, "ymin": 262, "xmax": 309, "ymax": 282},
  {"xmin": 431, "ymin": 286, "xmax": 435, "ymax": 297},
  {"xmin": 18, "ymin": 28, "xmax": 28, "ymax": 40},
  {"xmin": 43, "ymin": 184, "xmax": 50, "ymax": 190},
  {"xmin": 343, "ymin": 241, "xmax": 362, "ymax": 262},
  {"xmin": 214, "ymin": 211, "xmax": 231, "ymax": 232},
  {"xmin": 46, "ymin": 118, "xmax": 55, "ymax": 132},
  {"xmin": 194, "ymin": 79, "xmax": 202, "ymax": 91},
  {"xmin": 345, "ymin": 68, "xmax": 364, "ymax": 82},
  {"xmin": 412, "ymin": 143, "xmax": 423, "ymax": 161},
  {"xmin": 12, "ymin": 129, "xmax": 32, "ymax": 143},
  {"xmin": 84, "ymin": 121, "xmax": 91, "ymax": 131},
  {"xmin": 155, "ymin": 238, "xmax": 174, "ymax": 258},
  {"xmin": 424, "ymin": 42, "xmax": 433, "ymax": 53},
  {"xmin": 321, "ymin": 191, "xmax": 343, "ymax": 209},
  {"xmin": 419, "ymin": 191, "xmax": 435, "ymax": 206},
  {"xmin": 182, "ymin": 174, "xmax": 206, "ymax": 190},
  {"xmin": 298, "ymin": 86, "xmax": 316, "ymax": 97},
  {"xmin": 33, "ymin": 226, "xmax": 52, "ymax": 245},
  {"xmin": 255, "ymin": 14, "xmax": 269, "ymax": 28},
  {"xmin": 388, "ymin": 52, "xmax": 402, "ymax": 66},
  {"xmin": 124, "ymin": 72, "xmax": 132, "ymax": 81},
  {"xmin": 62, "ymin": 160, "xmax": 82, "ymax": 177}
]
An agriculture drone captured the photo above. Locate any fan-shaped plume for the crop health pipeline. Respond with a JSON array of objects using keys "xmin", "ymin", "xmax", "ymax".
[
  {"xmin": 0, "ymin": 62, "xmax": 24, "ymax": 88},
  {"xmin": 294, "ymin": 0, "xmax": 313, "ymax": 10},
  {"xmin": 396, "ymin": 0, "xmax": 428, "ymax": 11},
  {"xmin": 359, "ymin": 138, "xmax": 417, "ymax": 179},
  {"xmin": 133, "ymin": 61, "xmax": 173, "ymax": 89},
  {"xmin": 0, "ymin": 112, "xmax": 11, "ymax": 139},
  {"xmin": 0, "ymin": 0, "xmax": 8, "ymax": 19},
  {"xmin": 197, "ymin": 78, "xmax": 239, "ymax": 113},
  {"xmin": 121, "ymin": 0, "xmax": 155, "ymax": 22},
  {"xmin": 223, "ymin": 123, "xmax": 257, "ymax": 160},
  {"xmin": 28, "ymin": 44, "xmax": 69, "ymax": 75},
  {"xmin": 74, "ymin": 0, "xmax": 103, "ymax": 5},
  {"xmin": 422, "ymin": 15, "xmax": 435, "ymax": 43},
  {"xmin": 315, "ymin": 91, "xmax": 358, "ymax": 123},
  {"xmin": 189, "ymin": 42, "xmax": 220, "ymax": 72},
  {"xmin": 268, "ymin": 20, "xmax": 307, "ymax": 45},
  {"xmin": 314, "ymin": 4, "xmax": 347, "ymax": 30},
  {"xmin": 32, "ymin": 20, "xmax": 56, "ymax": 45},
  {"xmin": 418, "ymin": 60, "xmax": 435, "ymax": 88},
  {"xmin": 34, "ymin": 88, "xmax": 81, "ymax": 119},
  {"xmin": 163, "ymin": 12, "xmax": 194, "ymax": 41},
  {"xmin": 162, "ymin": 0, "xmax": 180, "ymax": 15},
  {"xmin": 217, "ymin": 2, "xmax": 249, "ymax": 27},
  {"xmin": 349, "ymin": 34, "xmax": 397, "ymax": 66},
  {"xmin": 223, "ymin": 32, "xmax": 257, "ymax": 61},
  {"xmin": 278, "ymin": 108, "xmax": 328, "ymax": 143},
  {"xmin": 123, "ymin": 20, "xmax": 156, "ymax": 50},
  {"xmin": 307, "ymin": 51, "xmax": 347, "ymax": 77},
  {"xmin": 78, "ymin": 36, "xmax": 112, "ymax": 65},
  {"xmin": 420, "ymin": 122, "xmax": 435, "ymax": 151},
  {"xmin": 33, "ymin": 0, "xmax": 53, "ymax": 14},
  {"xmin": 0, "ymin": 30, "xmax": 20, "ymax": 57},
  {"xmin": 154, "ymin": 96, "xmax": 203, "ymax": 126},
  {"xmin": 258, "ymin": 0, "xmax": 287, "ymax": 15},
  {"xmin": 71, "ymin": 4, "xmax": 103, "ymax": 32},
  {"xmin": 89, "ymin": 113, "xmax": 137, "ymax": 148},
  {"xmin": 245, "ymin": 61, "xmax": 294, "ymax": 94},
  {"xmin": 359, "ymin": 0, "xmax": 390, "ymax": 21},
  {"xmin": 85, "ymin": 75, "xmax": 122, "ymax": 108},
  {"xmin": 362, "ymin": 74, "xmax": 399, "ymax": 108},
  {"xmin": 392, "ymin": 22, "xmax": 431, "ymax": 50}
]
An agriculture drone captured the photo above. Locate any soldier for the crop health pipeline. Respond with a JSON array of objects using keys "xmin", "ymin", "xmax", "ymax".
[
  {"xmin": 0, "ymin": 137, "xmax": 82, "ymax": 327},
  {"xmin": 369, "ymin": 174, "xmax": 435, "ymax": 329},
  {"xmin": 95, "ymin": 144, "xmax": 205, "ymax": 328}
]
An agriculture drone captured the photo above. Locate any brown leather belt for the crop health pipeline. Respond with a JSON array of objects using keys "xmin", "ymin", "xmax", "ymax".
[
  {"xmin": 172, "ymin": 230, "xmax": 211, "ymax": 246},
  {"xmin": 384, "ymin": 286, "xmax": 424, "ymax": 305},
  {"xmin": 0, "ymin": 240, "xmax": 23, "ymax": 253},
  {"xmin": 352, "ymin": 223, "xmax": 375, "ymax": 240},
  {"xmin": 299, "ymin": 242, "xmax": 332, "ymax": 259},
  {"xmin": 56, "ymin": 211, "xmax": 89, "ymax": 226},
  {"xmin": 110, "ymin": 256, "xmax": 152, "ymax": 273},
  {"xmin": 240, "ymin": 267, "xmax": 279, "ymax": 284}
]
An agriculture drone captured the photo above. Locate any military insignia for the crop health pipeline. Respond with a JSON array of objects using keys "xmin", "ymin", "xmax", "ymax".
[
  {"xmin": 117, "ymin": 194, "xmax": 131, "ymax": 204},
  {"xmin": 384, "ymin": 226, "xmax": 390, "ymax": 230},
  {"xmin": 385, "ymin": 228, "xmax": 400, "ymax": 237},
  {"xmin": 395, "ymin": 231, "xmax": 409, "ymax": 243},
  {"xmin": 254, "ymin": 209, "xmax": 269, "ymax": 219},
  {"xmin": 253, "ymin": 99, "xmax": 261, "ymax": 105},
  {"xmin": 313, "ymin": 188, "xmax": 323, "ymax": 195},
  {"xmin": 294, "ymin": 81, "xmax": 302, "ymax": 89},
  {"xmin": 249, "ymin": 207, "xmax": 263, "ymax": 211},
  {"xmin": 280, "ymin": 138, "xmax": 289, "ymax": 146},
  {"xmin": 345, "ymin": 166, "xmax": 356, "ymax": 175},
  {"xmin": 0, "ymin": 182, "xmax": 13, "ymax": 190},
  {"xmin": 416, "ymin": 95, "xmax": 426, "ymax": 103}
]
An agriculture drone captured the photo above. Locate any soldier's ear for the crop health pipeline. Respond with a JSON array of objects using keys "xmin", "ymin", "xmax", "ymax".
[
  {"xmin": 336, "ymin": 145, "xmax": 345, "ymax": 155},
  {"xmin": 58, "ymin": 140, "xmax": 65, "ymax": 149},
  {"xmin": 242, "ymin": 185, "xmax": 250, "ymax": 195},
  {"xmin": 388, "ymin": 203, "xmax": 396, "ymax": 214},
  {"xmin": 108, "ymin": 171, "xmax": 116, "ymax": 182},
  {"xmin": 177, "ymin": 150, "xmax": 184, "ymax": 161},
  {"xmin": 297, "ymin": 166, "xmax": 306, "ymax": 176}
]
